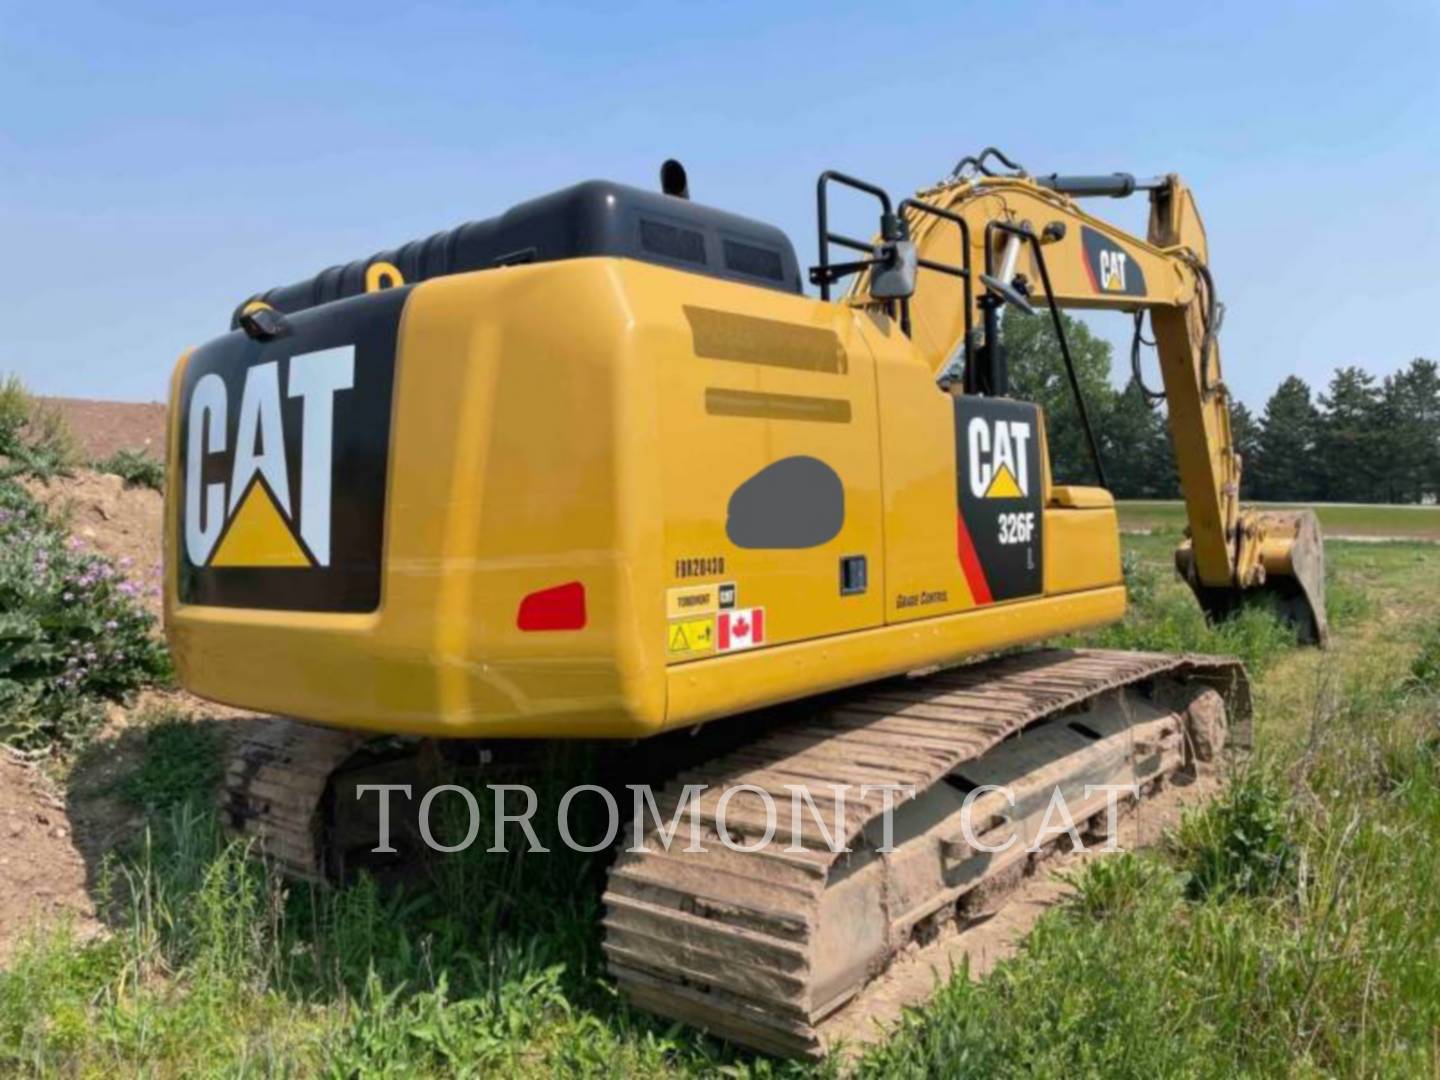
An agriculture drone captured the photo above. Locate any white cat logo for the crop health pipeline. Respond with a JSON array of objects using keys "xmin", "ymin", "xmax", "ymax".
[
  {"xmin": 185, "ymin": 346, "xmax": 353, "ymax": 568},
  {"xmin": 1098, "ymin": 249, "xmax": 1128, "ymax": 291},
  {"xmin": 967, "ymin": 417, "xmax": 1032, "ymax": 499}
]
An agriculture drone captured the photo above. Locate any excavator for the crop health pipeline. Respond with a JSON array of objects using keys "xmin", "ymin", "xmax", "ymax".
[{"xmin": 163, "ymin": 148, "xmax": 1327, "ymax": 1057}]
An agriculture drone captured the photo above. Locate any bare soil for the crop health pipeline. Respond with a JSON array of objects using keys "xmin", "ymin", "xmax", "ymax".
[
  {"xmin": 37, "ymin": 396, "xmax": 167, "ymax": 461},
  {"xmin": 0, "ymin": 753, "xmax": 100, "ymax": 964},
  {"xmin": 0, "ymin": 465, "xmax": 239, "ymax": 961}
]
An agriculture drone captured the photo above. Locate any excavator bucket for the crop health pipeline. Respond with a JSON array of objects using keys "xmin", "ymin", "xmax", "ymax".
[{"xmin": 1177, "ymin": 509, "xmax": 1329, "ymax": 647}]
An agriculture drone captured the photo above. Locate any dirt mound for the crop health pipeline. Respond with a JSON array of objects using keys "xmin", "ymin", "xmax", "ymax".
[
  {"xmin": 37, "ymin": 396, "xmax": 167, "ymax": 462},
  {"xmin": 22, "ymin": 469, "xmax": 164, "ymax": 616},
  {"xmin": 0, "ymin": 753, "xmax": 100, "ymax": 964},
  {"xmin": 0, "ymin": 470, "xmax": 163, "ymax": 961},
  {"xmin": 0, "ymin": 459, "xmax": 271, "ymax": 965}
]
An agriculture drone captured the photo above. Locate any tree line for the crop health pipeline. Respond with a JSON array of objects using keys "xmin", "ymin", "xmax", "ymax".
[{"xmin": 1005, "ymin": 309, "xmax": 1440, "ymax": 504}]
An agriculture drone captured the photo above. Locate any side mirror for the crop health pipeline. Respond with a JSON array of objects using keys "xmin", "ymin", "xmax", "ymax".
[{"xmin": 870, "ymin": 239, "xmax": 917, "ymax": 300}]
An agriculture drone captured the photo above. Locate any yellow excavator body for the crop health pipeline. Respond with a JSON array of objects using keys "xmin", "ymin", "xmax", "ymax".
[
  {"xmin": 165, "ymin": 256, "xmax": 1126, "ymax": 740},
  {"xmin": 162, "ymin": 156, "xmax": 1325, "ymax": 1056}
]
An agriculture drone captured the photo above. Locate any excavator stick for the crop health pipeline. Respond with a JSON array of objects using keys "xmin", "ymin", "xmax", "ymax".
[{"xmin": 1177, "ymin": 509, "xmax": 1329, "ymax": 647}]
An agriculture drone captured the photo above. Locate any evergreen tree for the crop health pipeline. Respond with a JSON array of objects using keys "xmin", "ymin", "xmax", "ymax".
[
  {"xmin": 1317, "ymin": 366, "xmax": 1384, "ymax": 502},
  {"xmin": 1100, "ymin": 380, "xmax": 1149, "ymax": 497},
  {"xmin": 988, "ymin": 311, "xmax": 1436, "ymax": 506},
  {"xmin": 1104, "ymin": 379, "xmax": 1178, "ymax": 497},
  {"xmin": 1001, "ymin": 308, "xmax": 1114, "ymax": 486},
  {"xmin": 1150, "ymin": 404, "xmax": 1181, "ymax": 497},
  {"xmin": 1254, "ymin": 376, "xmax": 1320, "ymax": 501},
  {"xmin": 973, "ymin": 308, "xmax": 1422, "ymax": 506},
  {"xmin": 1412, "ymin": 358, "xmax": 1440, "ymax": 502},
  {"xmin": 1380, "ymin": 359, "xmax": 1440, "ymax": 503},
  {"xmin": 1229, "ymin": 400, "xmax": 1262, "ymax": 494}
]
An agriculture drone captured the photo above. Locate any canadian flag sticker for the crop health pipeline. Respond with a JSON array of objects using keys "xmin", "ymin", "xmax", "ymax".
[{"xmin": 717, "ymin": 607, "xmax": 765, "ymax": 652}]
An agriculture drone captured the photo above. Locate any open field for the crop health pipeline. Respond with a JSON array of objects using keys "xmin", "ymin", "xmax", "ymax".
[
  {"xmin": 1, "ymin": 392, "xmax": 1438, "ymax": 1077},
  {"xmin": 2, "ymin": 520, "xmax": 1437, "ymax": 1075},
  {"xmin": 1119, "ymin": 500, "xmax": 1440, "ymax": 541}
]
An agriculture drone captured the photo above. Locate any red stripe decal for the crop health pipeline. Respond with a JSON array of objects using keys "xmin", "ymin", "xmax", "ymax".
[
  {"xmin": 517, "ymin": 581, "xmax": 587, "ymax": 631},
  {"xmin": 955, "ymin": 512, "xmax": 994, "ymax": 605}
]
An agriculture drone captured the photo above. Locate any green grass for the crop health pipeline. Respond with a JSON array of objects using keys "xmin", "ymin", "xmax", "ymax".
[
  {"xmin": 1064, "ymin": 542, "xmax": 1296, "ymax": 675},
  {"xmin": 1, "ymin": 738, "xmax": 794, "ymax": 1077},
  {"xmin": 92, "ymin": 448, "xmax": 165, "ymax": 492},
  {"xmin": 0, "ymin": 375, "xmax": 79, "ymax": 480},
  {"xmin": 115, "ymin": 714, "xmax": 224, "ymax": 812},
  {"xmin": 1407, "ymin": 620, "xmax": 1440, "ymax": 694},
  {"xmin": 1118, "ymin": 499, "xmax": 1440, "ymax": 540},
  {"xmin": 4, "ymin": 536, "xmax": 1440, "ymax": 1075}
]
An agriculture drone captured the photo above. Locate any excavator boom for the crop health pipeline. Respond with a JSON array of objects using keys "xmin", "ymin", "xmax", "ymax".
[{"xmin": 876, "ymin": 163, "xmax": 1328, "ymax": 643}]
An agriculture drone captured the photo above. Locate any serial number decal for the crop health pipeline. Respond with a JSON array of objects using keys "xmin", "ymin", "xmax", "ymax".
[
  {"xmin": 998, "ymin": 512, "xmax": 1036, "ymax": 546},
  {"xmin": 674, "ymin": 556, "xmax": 726, "ymax": 580}
]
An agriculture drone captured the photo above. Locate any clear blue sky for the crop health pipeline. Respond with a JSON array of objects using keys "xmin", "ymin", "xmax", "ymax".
[{"xmin": 4, "ymin": 0, "xmax": 1436, "ymax": 408}]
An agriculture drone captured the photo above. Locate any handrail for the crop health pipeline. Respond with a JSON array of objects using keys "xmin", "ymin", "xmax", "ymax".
[{"xmin": 896, "ymin": 197, "xmax": 972, "ymax": 342}]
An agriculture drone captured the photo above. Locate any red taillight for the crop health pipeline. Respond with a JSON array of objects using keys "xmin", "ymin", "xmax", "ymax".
[{"xmin": 516, "ymin": 581, "xmax": 587, "ymax": 631}]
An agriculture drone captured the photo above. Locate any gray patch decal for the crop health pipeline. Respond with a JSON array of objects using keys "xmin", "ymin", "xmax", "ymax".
[{"xmin": 726, "ymin": 456, "xmax": 845, "ymax": 549}]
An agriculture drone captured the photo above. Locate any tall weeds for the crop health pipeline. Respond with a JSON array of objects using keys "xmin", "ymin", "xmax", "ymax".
[{"xmin": 861, "ymin": 626, "xmax": 1440, "ymax": 1077}]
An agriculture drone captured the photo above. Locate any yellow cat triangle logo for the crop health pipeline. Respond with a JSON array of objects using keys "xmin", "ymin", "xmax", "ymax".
[
  {"xmin": 209, "ymin": 478, "xmax": 313, "ymax": 568},
  {"xmin": 984, "ymin": 463, "xmax": 1024, "ymax": 499}
]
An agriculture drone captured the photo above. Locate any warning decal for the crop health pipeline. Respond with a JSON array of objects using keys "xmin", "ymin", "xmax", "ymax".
[{"xmin": 667, "ymin": 616, "xmax": 716, "ymax": 658}]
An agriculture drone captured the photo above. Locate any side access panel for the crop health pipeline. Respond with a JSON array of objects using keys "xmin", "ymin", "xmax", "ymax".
[
  {"xmin": 862, "ymin": 317, "xmax": 1044, "ymax": 621},
  {"xmin": 648, "ymin": 275, "xmax": 886, "ymax": 663}
]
